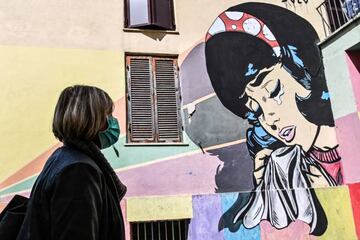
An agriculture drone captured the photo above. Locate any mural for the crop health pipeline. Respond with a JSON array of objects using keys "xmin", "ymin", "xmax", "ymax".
[
  {"xmin": 1, "ymin": 0, "xmax": 360, "ymax": 239},
  {"xmin": 203, "ymin": 2, "xmax": 343, "ymax": 237}
]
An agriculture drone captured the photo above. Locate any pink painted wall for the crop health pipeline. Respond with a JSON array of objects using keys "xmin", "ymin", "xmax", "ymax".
[
  {"xmin": 346, "ymin": 52, "xmax": 360, "ymax": 111},
  {"xmin": 117, "ymin": 152, "xmax": 221, "ymax": 197},
  {"xmin": 335, "ymin": 113, "xmax": 360, "ymax": 183},
  {"xmin": 336, "ymin": 52, "xmax": 360, "ymax": 184}
]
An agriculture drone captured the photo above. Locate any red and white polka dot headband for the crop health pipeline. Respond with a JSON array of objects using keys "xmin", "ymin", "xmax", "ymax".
[{"xmin": 206, "ymin": 11, "xmax": 281, "ymax": 57}]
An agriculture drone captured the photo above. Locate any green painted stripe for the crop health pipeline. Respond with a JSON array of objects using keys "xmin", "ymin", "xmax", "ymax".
[
  {"xmin": 0, "ymin": 175, "xmax": 37, "ymax": 197},
  {"xmin": 103, "ymin": 133, "xmax": 199, "ymax": 169},
  {"xmin": 0, "ymin": 133, "xmax": 199, "ymax": 197}
]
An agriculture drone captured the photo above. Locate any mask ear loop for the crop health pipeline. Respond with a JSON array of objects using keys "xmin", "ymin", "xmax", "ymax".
[
  {"xmin": 110, "ymin": 115, "xmax": 120, "ymax": 158},
  {"xmin": 113, "ymin": 145, "xmax": 119, "ymax": 158}
]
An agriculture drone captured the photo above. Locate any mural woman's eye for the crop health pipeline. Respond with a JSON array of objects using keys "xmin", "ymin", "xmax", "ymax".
[
  {"xmin": 246, "ymin": 99, "xmax": 263, "ymax": 118},
  {"xmin": 269, "ymin": 79, "xmax": 284, "ymax": 104},
  {"xmin": 253, "ymin": 106, "xmax": 263, "ymax": 118}
]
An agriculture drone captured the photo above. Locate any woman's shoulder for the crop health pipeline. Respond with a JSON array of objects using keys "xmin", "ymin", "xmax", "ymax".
[
  {"xmin": 41, "ymin": 146, "xmax": 103, "ymax": 182},
  {"xmin": 28, "ymin": 146, "xmax": 104, "ymax": 201}
]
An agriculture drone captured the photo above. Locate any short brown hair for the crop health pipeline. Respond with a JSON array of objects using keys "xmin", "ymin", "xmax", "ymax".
[{"xmin": 52, "ymin": 85, "xmax": 114, "ymax": 142}]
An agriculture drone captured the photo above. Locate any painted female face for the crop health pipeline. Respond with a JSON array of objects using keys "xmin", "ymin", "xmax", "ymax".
[{"xmin": 244, "ymin": 63, "xmax": 318, "ymax": 151}]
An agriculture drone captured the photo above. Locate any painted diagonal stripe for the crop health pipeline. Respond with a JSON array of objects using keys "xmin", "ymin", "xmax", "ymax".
[
  {"xmin": 0, "ymin": 176, "xmax": 37, "ymax": 197},
  {"xmin": 0, "ymin": 133, "xmax": 198, "ymax": 197},
  {"xmin": 0, "ymin": 97, "xmax": 126, "ymax": 190},
  {"xmin": 118, "ymin": 149, "xmax": 224, "ymax": 197},
  {"xmin": 0, "ymin": 138, "xmax": 247, "ymax": 199}
]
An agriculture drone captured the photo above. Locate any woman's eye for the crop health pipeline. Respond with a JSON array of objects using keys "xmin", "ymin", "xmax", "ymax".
[
  {"xmin": 268, "ymin": 79, "xmax": 284, "ymax": 104},
  {"xmin": 269, "ymin": 79, "xmax": 281, "ymax": 98},
  {"xmin": 247, "ymin": 99, "xmax": 263, "ymax": 118},
  {"xmin": 253, "ymin": 107, "xmax": 263, "ymax": 118}
]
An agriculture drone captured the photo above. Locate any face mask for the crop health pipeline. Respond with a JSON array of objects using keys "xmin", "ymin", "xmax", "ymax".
[{"xmin": 98, "ymin": 116, "xmax": 120, "ymax": 150}]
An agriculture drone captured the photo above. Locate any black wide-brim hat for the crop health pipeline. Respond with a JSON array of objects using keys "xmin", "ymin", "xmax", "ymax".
[{"xmin": 205, "ymin": 2, "xmax": 329, "ymax": 122}]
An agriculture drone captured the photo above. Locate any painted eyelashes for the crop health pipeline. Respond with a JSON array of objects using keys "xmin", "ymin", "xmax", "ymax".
[
  {"xmin": 269, "ymin": 79, "xmax": 284, "ymax": 105},
  {"xmin": 246, "ymin": 79, "xmax": 285, "ymax": 118}
]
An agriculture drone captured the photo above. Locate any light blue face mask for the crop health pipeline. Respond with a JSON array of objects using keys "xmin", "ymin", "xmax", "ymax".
[{"xmin": 98, "ymin": 116, "xmax": 120, "ymax": 155}]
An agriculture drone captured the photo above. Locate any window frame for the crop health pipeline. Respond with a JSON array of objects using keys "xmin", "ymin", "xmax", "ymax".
[
  {"xmin": 125, "ymin": 54, "xmax": 183, "ymax": 144},
  {"xmin": 124, "ymin": 0, "xmax": 176, "ymax": 31}
]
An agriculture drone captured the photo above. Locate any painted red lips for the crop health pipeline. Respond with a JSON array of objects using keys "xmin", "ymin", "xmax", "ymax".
[{"xmin": 278, "ymin": 125, "xmax": 296, "ymax": 142}]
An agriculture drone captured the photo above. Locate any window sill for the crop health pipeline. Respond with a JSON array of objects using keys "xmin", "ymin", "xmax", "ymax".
[
  {"xmin": 124, "ymin": 142, "xmax": 189, "ymax": 147},
  {"xmin": 123, "ymin": 28, "xmax": 180, "ymax": 35}
]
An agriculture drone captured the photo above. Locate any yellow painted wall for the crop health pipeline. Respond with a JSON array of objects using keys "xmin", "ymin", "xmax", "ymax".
[
  {"xmin": 0, "ymin": 46, "xmax": 125, "ymax": 181},
  {"xmin": 127, "ymin": 195, "xmax": 193, "ymax": 222},
  {"xmin": 315, "ymin": 187, "xmax": 357, "ymax": 240}
]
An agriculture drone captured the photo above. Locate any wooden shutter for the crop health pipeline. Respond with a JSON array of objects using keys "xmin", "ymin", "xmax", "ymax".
[
  {"xmin": 127, "ymin": 56, "xmax": 155, "ymax": 142},
  {"xmin": 153, "ymin": 58, "xmax": 181, "ymax": 142},
  {"xmin": 151, "ymin": 0, "xmax": 175, "ymax": 30}
]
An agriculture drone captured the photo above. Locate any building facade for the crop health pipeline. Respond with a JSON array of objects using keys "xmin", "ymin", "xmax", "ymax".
[{"xmin": 0, "ymin": 0, "xmax": 360, "ymax": 239}]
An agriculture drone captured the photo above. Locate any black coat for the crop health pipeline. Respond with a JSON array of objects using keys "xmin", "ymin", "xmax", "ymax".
[{"xmin": 17, "ymin": 140, "xmax": 126, "ymax": 240}]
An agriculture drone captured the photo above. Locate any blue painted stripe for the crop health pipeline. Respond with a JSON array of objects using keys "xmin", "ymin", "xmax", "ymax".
[{"xmin": 221, "ymin": 192, "xmax": 261, "ymax": 240}]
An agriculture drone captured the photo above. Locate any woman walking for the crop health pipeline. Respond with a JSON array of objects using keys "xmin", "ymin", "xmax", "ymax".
[{"xmin": 17, "ymin": 85, "xmax": 126, "ymax": 240}]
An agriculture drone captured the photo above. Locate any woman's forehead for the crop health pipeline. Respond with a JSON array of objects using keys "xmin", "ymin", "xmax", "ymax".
[
  {"xmin": 246, "ymin": 64, "xmax": 284, "ymax": 90},
  {"xmin": 246, "ymin": 66, "xmax": 274, "ymax": 91}
]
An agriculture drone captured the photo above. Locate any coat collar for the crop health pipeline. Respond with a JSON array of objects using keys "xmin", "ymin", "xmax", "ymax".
[{"xmin": 63, "ymin": 139, "xmax": 127, "ymax": 201}]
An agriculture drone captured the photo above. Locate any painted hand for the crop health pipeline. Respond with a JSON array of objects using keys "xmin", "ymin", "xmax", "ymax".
[{"xmin": 253, "ymin": 149, "xmax": 272, "ymax": 185}]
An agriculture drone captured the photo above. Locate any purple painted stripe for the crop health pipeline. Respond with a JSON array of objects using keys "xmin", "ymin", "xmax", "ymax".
[
  {"xmin": 188, "ymin": 194, "xmax": 224, "ymax": 240},
  {"xmin": 179, "ymin": 42, "xmax": 215, "ymax": 105},
  {"xmin": 117, "ymin": 151, "xmax": 222, "ymax": 197}
]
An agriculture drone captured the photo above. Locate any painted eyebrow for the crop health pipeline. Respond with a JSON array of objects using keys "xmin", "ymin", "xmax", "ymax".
[
  {"xmin": 249, "ymin": 70, "xmax": 273, "ymax": 87},
  {"xmin": 245, "ymin": 87, "xmax": 254, "ymax": 93},
  {"xmin": 261, "ymin": 79, "xmax": 275, "ymax": 89}
]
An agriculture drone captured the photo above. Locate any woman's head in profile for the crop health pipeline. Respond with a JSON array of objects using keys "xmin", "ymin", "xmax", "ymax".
[{"xmin": 52, "ymin": 85, "xmax": 119, "ymax": 148}]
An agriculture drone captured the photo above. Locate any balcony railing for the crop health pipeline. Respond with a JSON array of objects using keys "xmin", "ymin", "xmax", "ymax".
[{"xmin": 317, "ymin": 0, "xmax": 360, "ymax": 37}]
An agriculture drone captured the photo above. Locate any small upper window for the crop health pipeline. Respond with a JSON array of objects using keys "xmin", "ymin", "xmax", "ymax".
[{"xmin": 125, "ymin": 0, "xmax": 176, "ymax": 30}]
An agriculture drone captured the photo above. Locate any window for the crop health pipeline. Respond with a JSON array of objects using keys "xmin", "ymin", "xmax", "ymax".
[
  {"xmin": 126, "ymin": 55, "xmax": 182, "ymax": 143},
  {"xmin": 124, "ymin": 0, "xmax": 176, "ymax": 30},
  {"xmin": 131, "ymin": 219, "xmax": 190, "ymax": 240}
]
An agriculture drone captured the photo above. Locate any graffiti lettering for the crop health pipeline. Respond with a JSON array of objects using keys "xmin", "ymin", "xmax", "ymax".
[{"xmin": 282, "ymin": 0, "xmax": 309, "ymax": 4}]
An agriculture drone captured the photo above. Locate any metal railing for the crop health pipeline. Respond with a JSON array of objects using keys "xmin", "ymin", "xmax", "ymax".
[
  {"xmin": 317, "ymin": 0, "xmax": 360, "ymax": 37},
  {"xmin": 131, "ymin": 219, "xmax": 190, "ymax": 240}
]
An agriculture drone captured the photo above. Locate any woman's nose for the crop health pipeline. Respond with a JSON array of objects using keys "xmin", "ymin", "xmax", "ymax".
[
  {"xmin": 263, "ymin": 112, "xmax": 276, "ymax": 122},
  {"xmin": 264, "ymin": 113, "xmax": 279, "ymax": 130}
]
